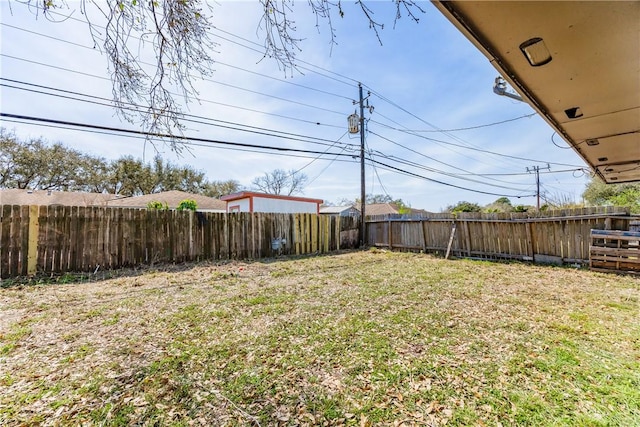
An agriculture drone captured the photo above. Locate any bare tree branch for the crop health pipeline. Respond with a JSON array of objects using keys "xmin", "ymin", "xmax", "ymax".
[
  {"xmin": 251, "ymin": 168, "xmax": 308, "ymax": 196},
  {"xmin": 14, "ymin": 0, "xmax": 425, "ymax": 151}
]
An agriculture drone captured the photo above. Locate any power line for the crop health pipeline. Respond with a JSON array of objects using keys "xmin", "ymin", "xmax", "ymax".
[
  {"xmin": 373, "ymin": 113, "xmax": 538, "ymax": 133},
  {"xmin": 369, "ymin": 150, "xmax": 532, "ymax": 192},
  {"xmin": 1, "ymin": 78, "xmax": 356, "ymax": 150},
  {"xmin": 208, "ymin": 26, "xmax": 358, "ymax": 87},
  {"xmin": 291, "ymin": 131, "xmax": 350, "ymax": 175},
  {"xmin": 369, "ymin": 158, "xmax": 536, "ymax": 198},
  {"xmin": 0, "ymin": 112, "xmax": 536, "ymax": 199},
  {"xmin": 0, "ymin": 18, "xmax": 354, "ymax": 102},
  {"xmin": 0, "ymin": 113, "xmax": 358, "ymax": 159},
  {"xmin": 366, "ymin": 87, "xmax": 585, "ymax": 168},
  {"xmin": 2, "ymin": 78, "xmax": 552, "ymax": 196},
  {"xmin": 0, "ymin": 54, "xmax": 345, "ymax": 130},
  {"xmin": 370, "ymin": 119, "xmax": 585, "ymax": 168},
  {"xmin": 2, "ymin": 4, "xmax": 586, "ymax": 198},
  {"xmin": 0, "ymin": 118, "xmax": 358, "ymax": 164},
  {"xmin": 0, "ymin": 78, "xmax": 548, "ymax": 195},
  {"xmin": 4, "ymin": 1, "xmax": 360, "ymax": 88},
  {"xmin": 3, "ymin": 2, "xmax": 585, "ymax": 172},
  {"xmin": 367, "ymin": 130, "xmax": 532, "ymax": 188}
]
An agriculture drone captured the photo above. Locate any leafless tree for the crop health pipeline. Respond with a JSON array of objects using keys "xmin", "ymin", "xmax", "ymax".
[
  {"xmin": 252, "ymin": 168, "xmax": 308, "ymax": 196},
  {"xmin": 14, "ymin": 0, "xmax": 425, "ymax": 147}
]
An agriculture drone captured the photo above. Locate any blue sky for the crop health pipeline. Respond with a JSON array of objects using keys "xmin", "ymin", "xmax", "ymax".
[{"xmin": 0, "ymin": 1, "xmax": 591, "ymax": 211}]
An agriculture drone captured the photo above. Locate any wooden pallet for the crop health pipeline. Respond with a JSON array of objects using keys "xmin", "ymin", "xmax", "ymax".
[{"xmin": 590, "ymin": 229, "xmax": 640, "ymax": 274}]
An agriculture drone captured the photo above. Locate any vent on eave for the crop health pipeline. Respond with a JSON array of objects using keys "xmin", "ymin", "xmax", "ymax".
[{"xmin": 565, "ymin": 107, "xmax": 583, "ymax": 119}]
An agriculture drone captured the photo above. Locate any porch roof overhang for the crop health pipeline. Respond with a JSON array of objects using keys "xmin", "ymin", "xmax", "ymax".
[{"xmin": 432, "ymin": 1, "xmax": 640, "ymax": 183}]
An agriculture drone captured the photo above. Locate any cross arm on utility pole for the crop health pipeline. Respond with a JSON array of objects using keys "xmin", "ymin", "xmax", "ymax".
[{"xmin": 526, "ymin": 163, "xmax": 551, "ymax": 210}]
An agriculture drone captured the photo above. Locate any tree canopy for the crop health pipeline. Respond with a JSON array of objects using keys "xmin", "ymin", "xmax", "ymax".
[
  {"xmin": 446, "ymin": 201, "xmax": 482, "ymax": 213},
  {"xmin": 0, "ymin": 129, "xmax": 214, "ymax": 197},
  {"xmin": 583, "ymin": 177, "xmax": 640, "ymax": 213}
]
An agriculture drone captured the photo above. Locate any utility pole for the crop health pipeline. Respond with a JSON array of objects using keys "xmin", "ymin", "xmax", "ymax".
[
  {"xmin": 527, "ymin": 164, "xmax": 551, "ymax": 210},
  {"xmin": 348, "ymin": 83, "xmax": 372, "ymax": 248},
  {"xmin": 358, "ymin": 83, "xmax": 366, "ymax": 248}
]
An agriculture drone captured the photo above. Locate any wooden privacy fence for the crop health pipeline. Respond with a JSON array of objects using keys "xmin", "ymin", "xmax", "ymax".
[
  {"xmin": 0, "ymin": 205, "xmax": 360, "ymax": 278},
  {"xmin": 367, "ymin": 207, "xmax": 634, "ymax": 265}
]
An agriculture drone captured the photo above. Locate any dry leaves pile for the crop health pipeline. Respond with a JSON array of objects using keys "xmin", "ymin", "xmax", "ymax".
[{"xmin": 1, "ymin": 251, "xmax": 638, "ymax": 426}]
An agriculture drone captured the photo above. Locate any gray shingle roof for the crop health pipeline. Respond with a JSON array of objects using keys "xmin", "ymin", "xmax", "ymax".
[
  {"xmin": 0, "ymin": 189, "xmax": 120, "ymax": 207},
  {"xmin": 106, "ymin": 190, "xmax": 226, "ymax": 211}
]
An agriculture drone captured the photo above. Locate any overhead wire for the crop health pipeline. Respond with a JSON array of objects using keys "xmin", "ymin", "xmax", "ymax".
[
  {"xmin": 0, "ymin": 113, "xmax": 358, "ymax": 159},
  {"xmin": 368, "ymin": 113, "xmax": 503, "ymax": 169},
  {"xmin": 0, "ymin": 53, "xmax": 345, "ymax": 130},
  {"xmin": 291, "ymin": 131, "xmax": 351, "ymax": 175},
  {"xmin": 366, "ymin": 86, "xmax": 585, "ymax": 168},
  {"xmin": 367, "ymin": 130, "xmax": 532, "ymax": 187},
  {"xmin": 2, "ymin": 78, "xmax": 544, "ymax": 196},
  {"xmin": 368, "ymin": 158, "xmax": 536, "ymax": 198},
  {"xmin": 370, "ymin": 118, "xmax": 585, "ymax": 168},
  {"xmin": 374, "ymin": 112, "xmax": 538, "ymax": 133},
  {"xmin": 368, "ymin": 150, "xmax": 533, "ymax": 192},
  {"xmin": 5, "ymin": 0, "xmax": 360, "ymax": 88},
  {"xmin": 0, "ymin": 76, "xmax": 547, "ymax": 196},
  {"xmin": 1, "ymin": 78, "xmax": 357, "ymax": 150},
  {"xmin": 1, "ymin": 19, "xmax": 354, "ymax": 101},
  {"xmin": 2, "ymin": 71, "xmax": 547, "ymax": 194},
  {"xmin": 0, "ymin": 118, "xmax": 358, "ymax": 164},
  {"xmin": 0, "ymin": 23, "xmax": 350, "ymax": 117}
]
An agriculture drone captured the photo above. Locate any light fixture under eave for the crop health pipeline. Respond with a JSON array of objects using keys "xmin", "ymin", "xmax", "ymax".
[
  {"xmin": 586, "ymin": 138, "xmax": 600, "ymax": 146},
  {"xmin": 519, "ymin": 37, "xmax": 552, "ymax": 66}
]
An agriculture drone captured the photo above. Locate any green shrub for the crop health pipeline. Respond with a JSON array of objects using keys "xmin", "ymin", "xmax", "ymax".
[
  {"xmin": 147, "ymin": 201, "xmax": 168, "ymax": 210},
  {"xmin": 177, "ymin": 199, "xmax": 197, "ymax": 211}
]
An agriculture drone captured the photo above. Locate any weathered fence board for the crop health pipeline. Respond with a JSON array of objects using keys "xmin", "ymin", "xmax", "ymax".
[
  {"xmin": 367, "ymin": 207, "xmax": 635, "ymax": 266},
  {"xmin": 0, "ymin": 207, "xmax": 361, "ymax": 278}
]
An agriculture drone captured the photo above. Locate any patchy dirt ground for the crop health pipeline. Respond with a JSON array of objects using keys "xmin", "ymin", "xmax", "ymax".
[{"xmin": 1, "ymin": 250, "xmax": 639, "ymax": 426}]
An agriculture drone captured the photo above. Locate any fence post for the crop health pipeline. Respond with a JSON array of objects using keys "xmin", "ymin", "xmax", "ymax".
[
  {"xmin": 27, "ymin": 205, "xmax": 39, "ymax": 275},
  {"xmin": 420, "ymin": 219, "xmax": 428, "ymax": 252},
  {"xmin": 527, "ymin": 222, "xmax": 537, "ymax": 262},
  {"xmin": 463, "ymin": 220, "xmax": 472, "ymax": 256}
]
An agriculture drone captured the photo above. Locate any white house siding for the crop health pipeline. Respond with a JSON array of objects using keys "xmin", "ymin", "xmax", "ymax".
[
  {"xmin": 253, "ymin": 197, "xmax": 318, "ymax": 214},
  {"xmin": 227, "ymin": 198, "xmax": 250, "ymax": 212}
]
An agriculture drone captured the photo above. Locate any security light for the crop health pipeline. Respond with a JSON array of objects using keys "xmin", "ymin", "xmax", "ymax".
[{"xmin": 519, "ymin": 37, "xmax": 552, "ymax": 66}]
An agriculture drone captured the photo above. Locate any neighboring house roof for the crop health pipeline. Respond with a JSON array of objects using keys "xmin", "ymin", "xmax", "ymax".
[
  {"xmin": 319, "ymin": 205, "xmax": 360, "ymax": 215},
  {"xmin": 0, "ymin": 189, "xmax": 120, "ymax": 206},
  {"xmin": 106, "ymin": 190, "xmax": 226, "ymax": 211},
  {"xmin": 364, "ymin": 203, "xmax": 429, "ymax": 217},
  {"xmin": 221, "ymin": 191, "xmax": 323, "ymax": 204}
]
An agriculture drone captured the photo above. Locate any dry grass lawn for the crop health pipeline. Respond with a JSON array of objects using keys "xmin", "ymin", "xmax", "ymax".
[{"xmin": 1, "ymin": 250, "xmax": 639, "ymax": 426}]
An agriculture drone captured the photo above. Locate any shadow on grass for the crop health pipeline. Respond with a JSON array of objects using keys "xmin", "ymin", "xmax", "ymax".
[{"xmin": 0, "ymin": 249, "xmax": 365, "ymax": 289}]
